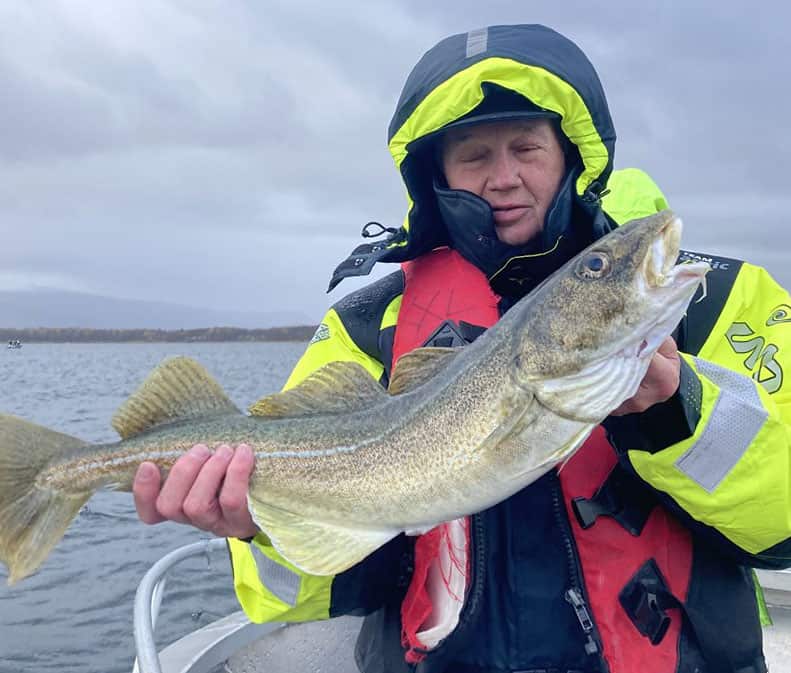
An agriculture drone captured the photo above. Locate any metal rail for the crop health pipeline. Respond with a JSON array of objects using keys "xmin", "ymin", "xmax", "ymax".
[
  {"xmin": 133, "ymin": 539, "xmax": 227, "ymax": 673},
  {"xmin": 132, "ymin": 538, "xmax": 280, "ymax": 673}
]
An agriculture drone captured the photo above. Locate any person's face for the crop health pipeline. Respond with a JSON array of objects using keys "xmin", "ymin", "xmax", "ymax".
[{"xmin": 441, "ymin": 119, "xmax": 567, "ymax": 246}]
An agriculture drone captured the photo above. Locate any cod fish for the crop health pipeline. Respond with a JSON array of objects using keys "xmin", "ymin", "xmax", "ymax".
[{"xmin": 0, "ymin": 210, "xmax": 708, "ymax": 585}]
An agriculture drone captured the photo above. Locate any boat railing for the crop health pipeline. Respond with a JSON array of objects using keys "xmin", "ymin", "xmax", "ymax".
[
  {"xmin": 132, "ymin": 538, "xmax": 279, "ymax": 673},
  {"xmin": 757, "ymin": 568, "xmax": 791, "ymax": 607}
]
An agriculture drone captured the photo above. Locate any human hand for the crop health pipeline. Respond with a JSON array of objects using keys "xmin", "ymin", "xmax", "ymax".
[
  {"xmin": 610, "ymin": 336, "xmax": 681, "ymax": 416},
  {"xmin": 133, "ymin": 443, "xmax": 259, "ymax": 539}
]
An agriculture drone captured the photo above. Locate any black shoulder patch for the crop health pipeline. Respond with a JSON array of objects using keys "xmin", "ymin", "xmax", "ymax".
[
  {"xmin": 327, "ymin": 231, "xmax": 407, "ymax": 293},
  {"xmin": 675, "ymin": 250, "xmax": 743, "ymax": 355},
  {"xmin": 333, "ymin": 271, "xmax": 404, "ymax": 364}
]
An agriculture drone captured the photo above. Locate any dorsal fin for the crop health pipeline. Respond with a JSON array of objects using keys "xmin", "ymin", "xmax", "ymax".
[
  {"xmin": 388, "ymin": 347, "xmax": 459, "ymax": 396},
  {"xmin": 112, "ymin": 357, "xmax": 239, "ymax": 439},
  {"xmin": 249, "ymin": 360, "xmax": 386, "ymax": 419}
]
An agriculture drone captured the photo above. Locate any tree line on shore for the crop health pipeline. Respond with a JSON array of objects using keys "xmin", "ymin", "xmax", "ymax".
[{"xmin": 1, "ymin": 326, "xmax": 318, "ymax": 343}]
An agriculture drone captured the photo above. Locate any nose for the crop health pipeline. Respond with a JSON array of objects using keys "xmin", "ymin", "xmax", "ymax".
[{"xmin": 486, "ymin": 149, "xmax": 521, "ymax": 191}]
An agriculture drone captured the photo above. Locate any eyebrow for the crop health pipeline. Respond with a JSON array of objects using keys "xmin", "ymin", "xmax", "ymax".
[{"xmin": 444, "ymin": 120, "xmax": 547, "ymax": 147}]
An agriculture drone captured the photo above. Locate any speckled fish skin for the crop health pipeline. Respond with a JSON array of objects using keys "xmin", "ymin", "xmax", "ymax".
[{"xmin": 0, "ymin": 210, "xmax": 709, "ymax": 584}]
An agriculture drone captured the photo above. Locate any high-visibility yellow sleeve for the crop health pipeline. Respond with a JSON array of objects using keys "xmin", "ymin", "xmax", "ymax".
[
  {"xmin": 228, "ymin": 535, "xmax": 333, "ymax": 623},
  {"xmin": 625, "ymin": 263, "xmax": 791, "ymax": 566}
]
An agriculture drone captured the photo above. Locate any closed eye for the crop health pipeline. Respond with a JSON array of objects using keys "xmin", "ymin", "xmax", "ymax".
[{"xmin": 458, "ymin": 151, "xmax": 488, "ymax": 163}]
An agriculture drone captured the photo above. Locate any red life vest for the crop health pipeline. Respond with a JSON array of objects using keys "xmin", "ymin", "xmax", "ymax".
[{"xmin": 393, "ymin": 247, "xmax": 694, "ymax": 673}]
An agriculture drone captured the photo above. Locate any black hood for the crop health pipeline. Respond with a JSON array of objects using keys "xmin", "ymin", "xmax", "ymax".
[{"xmin": 329, "ymin": 24, "xmax": 617, "ymax": 293}]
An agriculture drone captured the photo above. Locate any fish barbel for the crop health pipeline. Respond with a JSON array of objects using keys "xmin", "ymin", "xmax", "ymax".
[{"xmin": 0, "ymin": 210, "xmax": 708, "ymax": 585}]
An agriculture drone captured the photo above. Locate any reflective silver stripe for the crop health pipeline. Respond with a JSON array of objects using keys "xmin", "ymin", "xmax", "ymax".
[
  {"xmin": 250, "ymin": 544, "xmax": 301, "ymax": 606},
  {"xmin": 466, "ymin": 28, "xmax": 488, "ymax": 58},
  {"xmin": 675, "ymin": 359, "xmax": 768, "ymax": 492}
]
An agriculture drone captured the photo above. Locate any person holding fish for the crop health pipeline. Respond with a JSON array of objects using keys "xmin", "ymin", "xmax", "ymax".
[{"xmin": 129, "ymin": 24, "xmax": 790, "ymax": 673}]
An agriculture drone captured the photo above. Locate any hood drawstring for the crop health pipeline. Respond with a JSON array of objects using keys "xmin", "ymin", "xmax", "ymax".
[{"xmin": 361, "ymin": 221, "xmax": 400, "ymax": 239}]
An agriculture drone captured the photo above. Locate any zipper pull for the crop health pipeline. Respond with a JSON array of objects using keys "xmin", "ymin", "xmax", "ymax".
[{"xmin": 565, "ymin": 588, "xmax": 599, "ymax": 655}]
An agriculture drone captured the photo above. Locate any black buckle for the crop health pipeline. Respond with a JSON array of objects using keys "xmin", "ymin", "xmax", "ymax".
[
  {"xmin": 421, "ymin": 320, "xmax": 486, "ymax": 348},
  {"xmin": 571, "ymin": 462, "xmax": 656, "ymax": 535},
  {"xmin": 619, "ymin": 559, "xmax": 677, "ymax": 645}
]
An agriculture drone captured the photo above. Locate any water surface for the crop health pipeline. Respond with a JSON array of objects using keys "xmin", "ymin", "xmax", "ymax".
[{"xmin": 0, "ymin": 342, "xmax": 306, "ymax": 673}]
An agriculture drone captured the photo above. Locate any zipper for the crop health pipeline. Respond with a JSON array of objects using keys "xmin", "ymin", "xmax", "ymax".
[
  {"xmin": 565, "ymin": 587, "xmax": 599, "ymax": 656},
  {"xmin": 551, "ymin": 472, "xmax": 610, "ymax": 672}
]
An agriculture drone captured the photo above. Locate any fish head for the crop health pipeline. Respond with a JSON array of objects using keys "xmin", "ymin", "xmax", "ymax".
[{"xmin": 512, "ymin": 209, "xmax": 709, "ymax": 422}]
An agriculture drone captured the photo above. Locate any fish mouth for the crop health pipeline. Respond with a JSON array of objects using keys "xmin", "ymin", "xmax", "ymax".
[
  {"xmin": 642, "ymin": 214, "xmax": 709, "ymax": 291},
  {"xmin": 620, "ymin": 216, "xmax": 710, "ymax": 361},
  {"xmin": 643, "ymin": 212, "xmax": 682, "ymax": 287}
]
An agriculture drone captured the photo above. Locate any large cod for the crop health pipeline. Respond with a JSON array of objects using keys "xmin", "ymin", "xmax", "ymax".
[{"xmin": 0, "ymin": 210, "xmax": 708, "ymax": 585}]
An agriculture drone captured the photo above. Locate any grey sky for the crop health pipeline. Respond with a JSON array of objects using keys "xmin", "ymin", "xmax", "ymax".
[{"xmin": 1, "ymin": 1, "xmax": 789, "ymax": 322}]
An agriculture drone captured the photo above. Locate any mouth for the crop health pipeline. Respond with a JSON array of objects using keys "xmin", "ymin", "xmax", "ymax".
[
  {"xmin": 492, "ymin": 205, "xmax": 530, "ymax": 225},
  {"xmin": 592, "ymin": 215, "xmax": 709, "ymax": 366},
  {"xmin": 621, "ymin": 217, "xmax": 709, "ymax": 360},
  {"xmin": 643, "ymin": 215, "xmax": 710, "ymax": 289}
]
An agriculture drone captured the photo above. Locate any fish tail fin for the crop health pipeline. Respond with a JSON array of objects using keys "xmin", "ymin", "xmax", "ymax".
[{"xmin": 0, "ymin": 413, "xmax": 91, "ymax": 585}]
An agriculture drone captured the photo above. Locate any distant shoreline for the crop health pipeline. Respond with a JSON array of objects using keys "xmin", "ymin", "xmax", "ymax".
[{"xmin": 0, "ymin": 326, "xmax": 318, "ymax": 343}]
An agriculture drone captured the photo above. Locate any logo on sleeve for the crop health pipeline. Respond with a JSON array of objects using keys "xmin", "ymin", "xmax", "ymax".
[
  {"xmin": 309, "ymin": 323, "xmax": 331, "ymax": 345},
  {"xmin": 677, "ymin": 251, "xmax": 732, "ymax": 271},
  {"xmin": 767, "ymin": 304, "xmax": 791, "ymax": 326},
  {"xmin": 726, "ymin": 321, "xmax": 783, "ymax": 394}
]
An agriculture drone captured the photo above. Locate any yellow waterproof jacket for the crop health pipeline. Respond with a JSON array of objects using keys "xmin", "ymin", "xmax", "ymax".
[
  {"xmin": 222, "ymin": 31, "xmax": 790, "ymax": 664},
  {"xmin": 228, "ymin": 166, "xmax": 791, "ymax": 625}
]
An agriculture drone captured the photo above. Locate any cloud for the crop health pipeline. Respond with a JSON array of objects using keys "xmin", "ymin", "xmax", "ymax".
[{"xmin": 1, "ymin": 0, "xmax": 789, "ymax": 321}]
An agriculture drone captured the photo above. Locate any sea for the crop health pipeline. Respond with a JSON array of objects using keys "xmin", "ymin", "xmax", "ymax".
[{"xmin": 0, "ymin": 341, "xmax": 308, "ymax": 673}]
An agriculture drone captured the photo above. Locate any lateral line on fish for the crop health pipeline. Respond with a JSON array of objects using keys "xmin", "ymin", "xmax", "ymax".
[
  {"xmin": 74, "ymin": 450, "xmax": 185, "ymax": 473},
  {"xmin": 42, "ymin": 440, "xmax": 375, "ymax": 488},
  {"xmin": 39, "ymin": 449, "xmax": 187, "ymax": 487},
  {"xmin": 254, "ymin": 442, "xmax": 371, "ymax": 461}
]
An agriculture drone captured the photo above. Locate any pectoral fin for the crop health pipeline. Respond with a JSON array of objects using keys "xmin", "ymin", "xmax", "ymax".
[
  {"xmin": 499, "ymin": 422, "xmax": 593, "ymax": 484},
  {"xmin": 247, "ymin": 496, "xmax": 398, "ymax": 575}
]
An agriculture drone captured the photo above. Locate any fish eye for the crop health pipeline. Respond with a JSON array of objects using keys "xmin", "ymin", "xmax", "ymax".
[{"xmin": 576, "ymin": 252, "xmax": 610, "ymax": 280}]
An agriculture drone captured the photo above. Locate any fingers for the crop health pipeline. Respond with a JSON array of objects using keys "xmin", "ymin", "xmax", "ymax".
[
  {"xmin": 610, "ymin": 336, "xmax": 681, "ymax": 416},
  {"xmin": 182, "ymin": 444, "xmax": 235, "ymax": 532},
  {"xmin": 646, "ymin": 336, "xmax": 680, "ymax": 402},
  {"xmin": 219, "ymin": 444, "xmax": 258, "ymax": 539},
  {"xmin": 657, "ymin": 335, "xmax": 679, "ymax": 358},
  {"xmin": 134, "ymin": 443, "xmax": 258, "ymax": 539},
  {"xmin": 155, "ymin": 444, "xmax": 213, "ymax": 525},
  {"xmin": 133, "ymin": 462, "xmax": 165, "ymax": 524}
]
